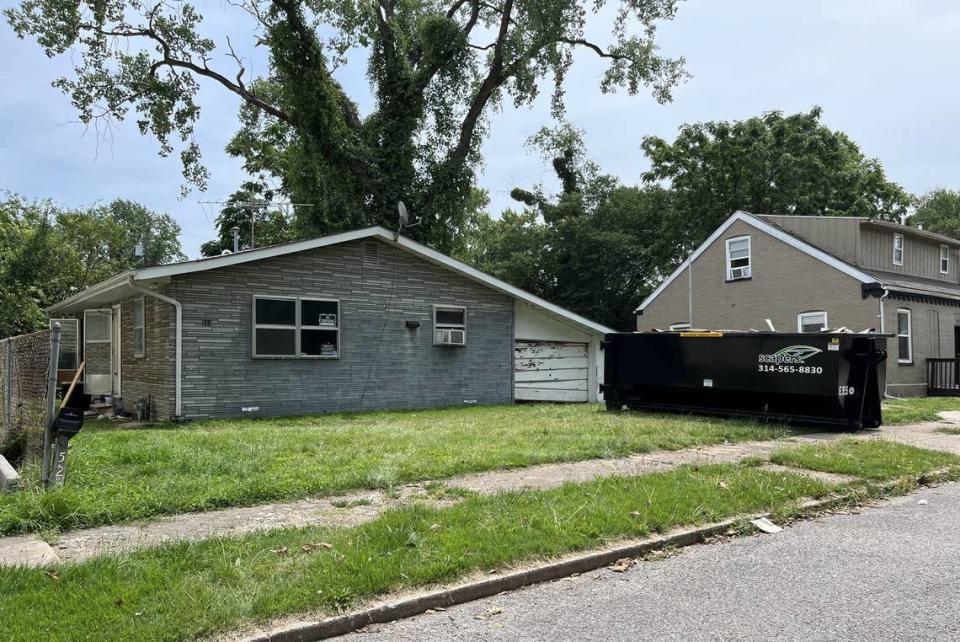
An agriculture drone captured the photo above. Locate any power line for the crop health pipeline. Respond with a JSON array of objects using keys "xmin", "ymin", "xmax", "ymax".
[{"xmin": 197, "ymin": 200, "xmax": 314, "ymax": 249}]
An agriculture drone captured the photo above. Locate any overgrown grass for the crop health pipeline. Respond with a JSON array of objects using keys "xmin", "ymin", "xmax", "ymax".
[
  {"xmin": 0, "ymin": 464, "xmax": 831, "ymax": 642},
  {"xmin": 0, "ymin": 404, "xmax": 800, "ymax": 535},
  {"xmin": 936, "ymin": 426, "xmax": 960, "ymax": 435},
  {"xmin": 770, "ymin": 439, "xmax": 960, "ymax": 481},
  {"xmin": 882, "ymin": 397, "xmax": 960, "ymax": 425}
]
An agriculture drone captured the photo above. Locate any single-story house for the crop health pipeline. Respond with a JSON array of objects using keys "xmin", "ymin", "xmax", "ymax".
[
  {"xmin": 47, "ymin": 226, "xmax": 613, "ymax": 420},
  {"xmin": 637, "ymin": 210, "xmax": 960, "ymax": 396}
]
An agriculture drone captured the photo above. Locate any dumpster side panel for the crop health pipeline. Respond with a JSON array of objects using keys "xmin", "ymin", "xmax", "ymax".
[{"xmin": 603, "ymin": 333, "xmax": 887, "ymax": 429}]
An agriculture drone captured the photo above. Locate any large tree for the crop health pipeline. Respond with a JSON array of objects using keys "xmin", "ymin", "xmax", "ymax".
[
  {"xmin": 7, "ymin": 0, "xmax": 687, "ymax": 252},
  {"xmin": 0, "ymin": 194, "xmax": 185, "ymax": 337},
  {"xmin": 641, "ymin": 107, "xmax": 912, "ymax": 253},
  {"xmin": 911, "ymin": 189, "xmax": 960, "ymax": 239},
  {"xmin": 463, "ymin": 126, "xmax": 673, "ymax": 330}
]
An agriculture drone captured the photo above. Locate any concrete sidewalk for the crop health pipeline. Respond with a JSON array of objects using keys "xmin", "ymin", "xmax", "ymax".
[{"xmin": 1, "ymin": 416, "xmax": 958, "ymax": 568}]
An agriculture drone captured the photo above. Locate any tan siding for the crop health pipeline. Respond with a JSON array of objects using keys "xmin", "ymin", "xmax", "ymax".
[
  {"xmin": 859, "ymin": 226, "xmax": 958, "ymax": 282},
  {"xmin": 641, "ymin": 219, "xmax": 877, "ymax": 334},
  {"xmin": 760, "ymin": 216, "xmax": 861, "ymax": 264},
  {"xmin": 884, "ymin": 298, "xmax": 960, "ymax": 395}
]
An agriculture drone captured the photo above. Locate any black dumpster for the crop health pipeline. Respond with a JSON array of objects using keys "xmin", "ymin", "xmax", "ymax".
[{"xmin": 601, "ymin": 332, "xmax": 887, "ymax": 429}]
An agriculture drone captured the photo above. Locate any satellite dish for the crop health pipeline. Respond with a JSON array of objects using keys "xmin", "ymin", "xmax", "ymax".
[{"xmin": 398, "ymin": 201, "xmax": 409, "ymax": 227}]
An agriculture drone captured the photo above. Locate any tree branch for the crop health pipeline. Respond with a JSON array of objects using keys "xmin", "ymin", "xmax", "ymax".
[{"xmin": 558, "ymin": 38, "xmax": 633, "ymax": 61}]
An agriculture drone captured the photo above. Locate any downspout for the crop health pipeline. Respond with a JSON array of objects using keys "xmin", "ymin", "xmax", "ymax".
[
  {"xmin": 878, "ymin": 288, "xmax": 889, "ymax": 334},
  {"xmin": 127, "ymin": 276, "xmax": 182, "ymax": 419}
]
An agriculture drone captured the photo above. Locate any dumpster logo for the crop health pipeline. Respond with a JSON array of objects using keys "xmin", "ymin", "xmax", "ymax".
[{"xmin": 758, "ymin": 345, "xmax": 822, "ymax": 365}]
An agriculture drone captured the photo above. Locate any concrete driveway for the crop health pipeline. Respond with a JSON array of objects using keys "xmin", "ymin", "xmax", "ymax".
[{"xmin": 350, "ymin": 481, "xmax": 960, "ymax": 641}]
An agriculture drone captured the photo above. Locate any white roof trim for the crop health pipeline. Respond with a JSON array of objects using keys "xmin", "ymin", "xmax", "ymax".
[
  {"xmin": 48, "ymin": 226, "xmax": 614, "ymax": 335},
  {"xmin": 635, "ymin": 210, "xmax": 878, "ymax": 313}
]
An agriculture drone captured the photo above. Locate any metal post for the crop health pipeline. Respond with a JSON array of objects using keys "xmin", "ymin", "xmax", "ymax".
[
  {"xmin": 41, "ymin": 323, "xmax": 61, "ymax": 487},
  {"xmin": 3, "ymin": 340, "xmax": 12, "ymax": 434}
]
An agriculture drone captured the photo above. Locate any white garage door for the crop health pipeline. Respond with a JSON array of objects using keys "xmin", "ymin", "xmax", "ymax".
[{"xmin": 514, "ymin": 340, "xmax": 589, "ymax": 402}]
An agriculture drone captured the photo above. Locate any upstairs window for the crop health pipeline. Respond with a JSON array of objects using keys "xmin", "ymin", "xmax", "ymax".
[
  {"xmin": 797, "ymin": 311, "xmax": 828, "ymax": 333},
  {"xmin": 434, "ymin": 305, "xmax": 466, "ymax": 346},
  {"xmin": 892, "ymin": 233, "xmax": 904, "ymax": 266},
  {"xmin": 253, "ymin": 296, "xmax": 340, "ymax": 358},
  {"xmin": 896, "ymin": 308, "xmax": 912, "ymax": 364},
  {"xmin": 941, "ymin": 245, "xmax": 950, "ymax": 275},
  {"xmin": 133, "ymin": 298, "xmax": 145, "ymax": 358},
  {"xmin": 725, "ymin": 236, "xmax": 751, "ymax": 281}
]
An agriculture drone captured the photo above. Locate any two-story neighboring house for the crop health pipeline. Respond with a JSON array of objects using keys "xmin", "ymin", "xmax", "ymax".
[{"xmin": 637, "ymin": 210, "xmax": 960, "ymax": 396}]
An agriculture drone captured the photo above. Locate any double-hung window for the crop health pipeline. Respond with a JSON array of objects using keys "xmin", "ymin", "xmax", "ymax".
[
  {"xmin": 941, "ymin": 245, "xmax": 950, "ymax": 275},
  {"xmin": 133, "ymin": 297, "xmax": 145, "ymax": 358},
  {"xmin": 253, "ymin": 296, "xmax": 340, "ymax": 358},
  {"xmin": 797, "ymin": 311, "xmax": 828, "ymax": 333},
  {"xmin": 725, "ymin": 236, "xmax": 751, "ymax": 281},
  {"xmin": 433, "ymin": 305, "xmax": 466, "ymax": 346},
  {"xmin": 896, "ymin": 308, "xmax": 912, "ymax": 364},
  {"xmin": 892, "ymin": 233, "xmax": 904, "ymax": 266}
]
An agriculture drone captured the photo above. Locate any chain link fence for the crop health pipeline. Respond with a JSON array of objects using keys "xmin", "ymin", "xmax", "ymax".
[{"xmin": 0, "ymin": 329, "xmax": 52, "ymax": 466}]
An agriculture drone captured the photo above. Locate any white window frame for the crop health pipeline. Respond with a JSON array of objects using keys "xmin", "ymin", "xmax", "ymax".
[
  {"xmin": 668, "ymin": 323, "xmax": 691, "ymax": 331},
  {"xmin": 433, "ymin": 304, "xmax": 466, "ymax": 346},
  {"xmin": 896, "ymin": 308, "xmax": 912, "ymax": 364},
  {"xmin": 797, "ymin": 311, "xmax": 828, "ymax": 333},
  {"xmin": 892, "ymin": 233, "xmax": 904, "ymax": 266},
  {"xmin": 725, "ymin": 235, "xmax": 752, "ymax": 281},
  {"xmin": 252, "ymin": 295, "xmax": 341, "ymax": 359},
  {"xmin": 940, "ymin": 244, "xmax": 950, "ymax": 275},
  {"xmin": 133, "ymin": 297, "xmax": 146, "ymax": 358}
]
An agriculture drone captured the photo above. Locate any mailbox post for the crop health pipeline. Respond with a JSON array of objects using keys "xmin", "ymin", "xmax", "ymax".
[{"xmin": 49, "ymin": 408, "xmax": 84, "ymax": 487}]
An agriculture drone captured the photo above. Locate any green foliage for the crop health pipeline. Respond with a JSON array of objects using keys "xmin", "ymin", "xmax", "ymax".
[
  {"xmin": 0, "ymin": 403, "xmax": 800, "ymax": 534},
  {"xmin": 463, "ymin": 124, "xmax": 675, "ymax": 330},
  {"xmin": 0, "ymin": 464, "xmax": 829, "ymax": 641},
  {"xmin": 641, "ymin": 107, "xmax": 913, "ymax": 252},
  {"xmin": 0, "ymin": 194, "xmax": 185, "ymax": 337},
  {"xmin": 5, "ymin": 0, "xmax": 687, "ymax": 252},
  {"xmin": 910, "ymin": 188, "xmax": 960, "ymax": 239},
  {"xmin": 199, "ymin": 184, "xmax": 294, "ymax": 257}
]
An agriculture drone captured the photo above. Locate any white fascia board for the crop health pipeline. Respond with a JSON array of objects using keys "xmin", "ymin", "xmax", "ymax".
[
  {"xmin": 45, "ymin": 270, "xmax": 136, "ymax": 314},
  {"xmin": 635, "ymin": 211, "xmax": 878, "ymax": 313},
  {"xmin": 50, "ymin": 224, "xmax": 613, "ymax": 336},
  {"xmin": 135, "ymin": 227, "xmax": 389, "ymax": 280},
  {"xmin": 385, "ymin": 235, "xmax": 615, "ymax": 336}
]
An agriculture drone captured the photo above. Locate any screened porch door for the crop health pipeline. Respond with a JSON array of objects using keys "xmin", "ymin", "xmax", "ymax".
[{"xmin": 83, "ymin": 309, "xmax": 113, "ymax": 396}]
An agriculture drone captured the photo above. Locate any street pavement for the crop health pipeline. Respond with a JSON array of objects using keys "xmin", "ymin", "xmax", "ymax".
[{"xmin": 350, "ymin": 481, "xmax": 960, "ymax": 641}]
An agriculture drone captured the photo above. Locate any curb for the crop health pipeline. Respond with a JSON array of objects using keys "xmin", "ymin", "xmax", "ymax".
[
  {"xmin": 241, "ymin": 467, "xmax": 960, "ymax": 642},
  {"xmin": 243, "ymin": 518, "xmax": 742, "ymax": 642}
]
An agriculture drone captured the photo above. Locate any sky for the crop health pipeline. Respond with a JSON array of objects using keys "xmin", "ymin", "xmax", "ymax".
[{"xmin": 1, "ymin": 1, "xmax": 959, "ymax": 258}]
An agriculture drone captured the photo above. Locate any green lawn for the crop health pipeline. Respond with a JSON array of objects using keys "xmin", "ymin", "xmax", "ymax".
[
  {"xmin": 770, "ymin": 439, "xmax": 960, "ymax": 480},
  {"xmin": 0, "ymin": 404, "xmax": 798, "ymax": 535},
  {"xmin": 881, "ymin": 397, "xmax": 960, "ymax": 425},
  {"xmin": 0, "ymin": 463, "xmax": 832, "ymax": 642}
]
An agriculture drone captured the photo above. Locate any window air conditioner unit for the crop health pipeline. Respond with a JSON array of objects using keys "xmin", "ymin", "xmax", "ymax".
[
  {"xmin": 729, "ymin": 266, "xmax": 751, "ymax": 280},
  {"xmin": 434, "ymin": 328, "xmax": 466, "ymax": 346}
]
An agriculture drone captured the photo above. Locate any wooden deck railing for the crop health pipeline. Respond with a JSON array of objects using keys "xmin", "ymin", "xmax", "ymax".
[{"xmin": 927, "ymin": 358, "xmax": 960, "ymax": 396}]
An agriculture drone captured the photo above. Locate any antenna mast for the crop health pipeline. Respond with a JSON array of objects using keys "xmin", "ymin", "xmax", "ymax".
[{"xmin": 199, "ymin": 200, "xmax": 314, "ymax": 249}]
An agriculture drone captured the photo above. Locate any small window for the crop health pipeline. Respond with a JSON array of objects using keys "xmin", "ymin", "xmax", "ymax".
[
  {"xmin": 940, "ymin": 245, "xmax": 950, "ymax": 275},
  {"xmin": 797, "ymin": 311, "xmax": 828, "ymax": 333},
  {"xmin": 896, "ymin": 308, "xmax": 912, "ymax": 364},
  {"xmin": 669, "ymin": 323, "xmax": 691, "ymax": 331},
  {"xmin": 133, "ymin": 298, "xmax": 145, "ymax": 358},
  {"xmin": 50, "ymin": 318, "xmax": 79, "ymax": 370},
  {"xmin": 252, "ymin": 296, "xmax": 339, "ymax": 358},
  {"xmin": 725, "ymin": 236, "xmax": 751, "ymax": 281},
  {"xmin": 892, "ymin": 233, "xmax": 904, "ymax": 266},
  {"xmin": 434, "ymin": 305, "xmax": 466, "ymax": 346}
]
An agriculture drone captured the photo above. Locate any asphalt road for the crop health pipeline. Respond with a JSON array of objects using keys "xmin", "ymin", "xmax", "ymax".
[{"xmin": 350, "ymin": 482, "xmax": 960, "ymax": 641}]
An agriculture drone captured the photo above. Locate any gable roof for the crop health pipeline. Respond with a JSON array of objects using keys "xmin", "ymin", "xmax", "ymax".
[
  {"xmin": 48, "ymin": 226, "xmax": 614, "ymax": 335},
  {"xmin": 635, "ymin": 210, "xmax": 879, "ymax": 313}
]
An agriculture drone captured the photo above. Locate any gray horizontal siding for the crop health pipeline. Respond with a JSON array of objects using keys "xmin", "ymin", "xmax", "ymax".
[{"xmin": 167, "ymin": 239, "xmax": 514, "ymax": 418}]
